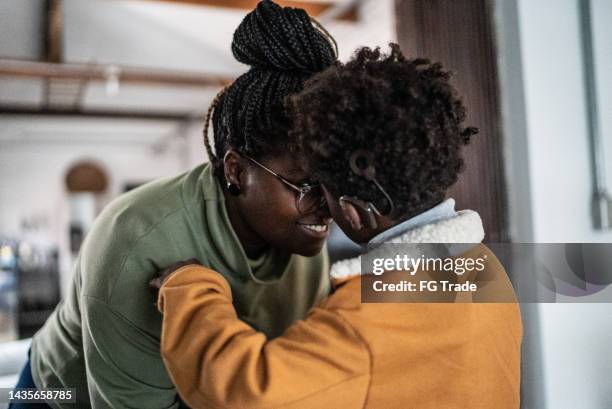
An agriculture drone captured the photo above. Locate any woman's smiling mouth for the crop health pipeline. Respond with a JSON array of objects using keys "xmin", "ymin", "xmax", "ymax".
[{"xmin": 298, "ymin": 223, "xmax": 331, "ymax": 238}]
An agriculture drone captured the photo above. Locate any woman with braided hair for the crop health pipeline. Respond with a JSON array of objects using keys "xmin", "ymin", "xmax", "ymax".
[
  {"xmin": 15, "ymin": 2, "xmax": 338, "ymax": 408},
  {"xmin": 202, "ymin": 0, "xmax": 338, "ymax": 260}
]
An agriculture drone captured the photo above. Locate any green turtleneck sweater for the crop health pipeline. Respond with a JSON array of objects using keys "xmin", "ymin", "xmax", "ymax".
[{"xmin": 30, "ymin": 163, "xmax": 330, "ymax": 409}]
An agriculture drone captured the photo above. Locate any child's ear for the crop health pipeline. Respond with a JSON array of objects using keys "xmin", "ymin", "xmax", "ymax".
[{"xmin": 339, "ymin": 197, "xmax": 364, "ymax": 231}]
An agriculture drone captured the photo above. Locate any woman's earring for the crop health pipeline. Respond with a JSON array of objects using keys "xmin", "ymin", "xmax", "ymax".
[{"xmin": 227, "ymin": 182, "xmax": 242, "ymax": 196}]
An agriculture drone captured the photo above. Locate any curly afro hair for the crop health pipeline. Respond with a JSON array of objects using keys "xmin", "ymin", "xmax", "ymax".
[{"xmin": 288, "ymin": 43, "xmax": 478, "ymax": 219}]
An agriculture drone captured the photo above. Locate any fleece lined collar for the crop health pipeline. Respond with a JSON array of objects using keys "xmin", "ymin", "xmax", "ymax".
[
  {"xmin": 368, "ymin": 199, "xmax": 457, "ymax": 245},
  {"xmin": 330, "ymin": 210, "xmax": 485, "ymax": 280}
]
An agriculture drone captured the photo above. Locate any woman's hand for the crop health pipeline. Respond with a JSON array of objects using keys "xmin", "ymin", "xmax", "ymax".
[{"xmin": 149, "ymin": 258, "xmax": 202, "ymax": 296}]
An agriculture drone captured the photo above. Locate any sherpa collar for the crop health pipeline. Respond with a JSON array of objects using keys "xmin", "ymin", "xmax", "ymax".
[
  {"xmin": 368, "ymin": 198, "xmax": 457, "ymax": 245},
  {"xmin": 330, "ymin": 210, "xmax": 485, "ymax": 280}
]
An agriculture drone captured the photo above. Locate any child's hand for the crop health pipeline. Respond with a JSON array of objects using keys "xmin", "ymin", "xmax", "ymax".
[{"xmin": 149, "ymin": 258, "xmax": 202, "ymax": 295}]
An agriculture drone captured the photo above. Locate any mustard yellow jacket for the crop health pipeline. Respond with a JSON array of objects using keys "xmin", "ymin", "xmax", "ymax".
[{"xmin": 157, "ymin": 244, "xmax": 522, "ymax": 409}]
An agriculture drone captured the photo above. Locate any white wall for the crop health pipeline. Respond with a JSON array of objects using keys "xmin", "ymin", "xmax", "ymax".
[
  {"xmin": 0, "ymin": 0, "xmax": 44, "ymax": 59},
  {"xmin": 62, "ymin": 0, "xmax": 244, "ymax": 75},
  {"xmin": 326, "ymin": 0, "xmax": 397, "ymax": 61},
  {"xmin": 497, "ymin": 0, "xmax": 612, "ymax": 408},
  {"xmin": 62, "ymin": 0, "xmax": 395, "ymax": 72},
  {"xmin": 0, "ymin": 116, "xmax": 205, "ymax": 295},
  {"xmin": 517, "ymin": 0, "xmax": 612, "ymax": 243}
]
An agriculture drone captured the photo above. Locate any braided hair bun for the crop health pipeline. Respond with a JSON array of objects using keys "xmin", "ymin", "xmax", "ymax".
[
  {"xmin": 232, "ymin": 0, "xmax": 337, "ymax": 72},
  {"xmin": 204, "ymin": 0, "xmax": 338, "ymax": 173}
]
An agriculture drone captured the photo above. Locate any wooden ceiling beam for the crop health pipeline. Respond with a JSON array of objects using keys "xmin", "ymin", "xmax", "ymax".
[
  {"xmin": 0, "ymin": 106, "xmax": 194, "ymax": 121},
  {"xmin": 0, "ymin": 59, "xmax": 233, "ymax": 87}
]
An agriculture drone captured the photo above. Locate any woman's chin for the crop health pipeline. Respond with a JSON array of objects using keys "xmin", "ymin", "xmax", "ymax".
[{"xmin": 292, "ymin": 238, "xmax": 327, "ymax": 258}]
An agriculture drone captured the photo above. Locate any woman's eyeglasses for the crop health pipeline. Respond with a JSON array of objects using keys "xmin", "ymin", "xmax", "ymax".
[{"xmin": 240, "ymin": 153, "xmax": 326, "ymax": 215}]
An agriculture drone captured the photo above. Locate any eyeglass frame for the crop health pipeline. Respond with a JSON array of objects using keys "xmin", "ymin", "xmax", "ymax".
[{"xmin": 236, "ymin": 151, "xmax": 326, "ymax": 214}]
